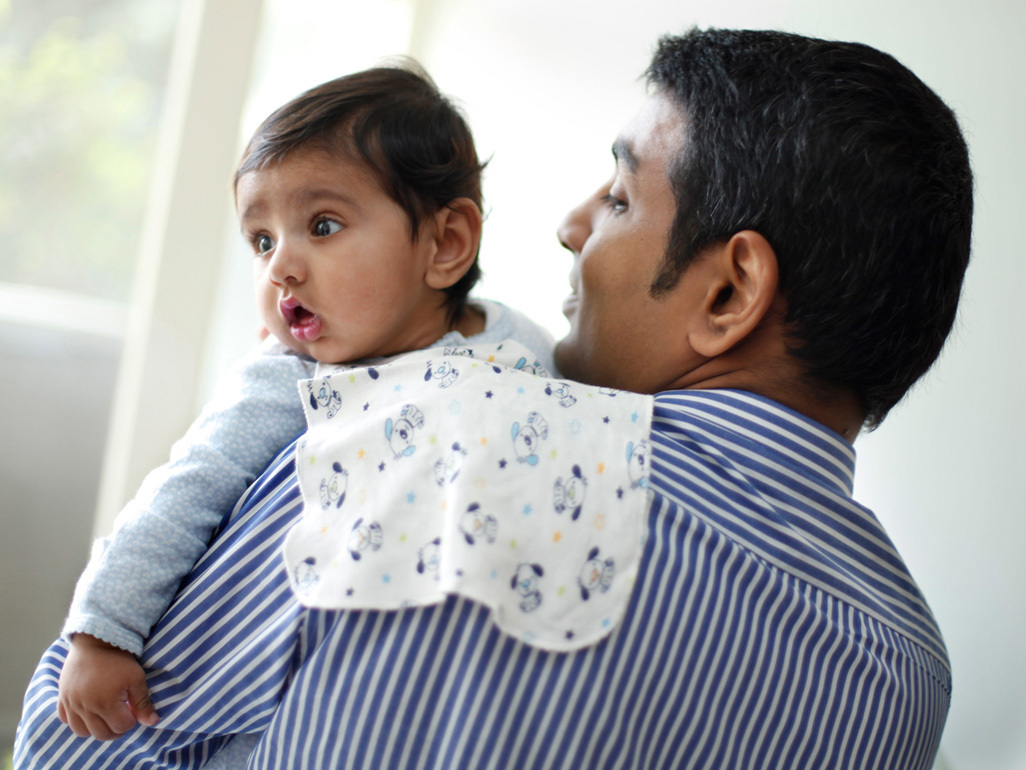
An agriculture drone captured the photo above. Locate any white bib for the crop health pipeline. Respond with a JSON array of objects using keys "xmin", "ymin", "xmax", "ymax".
[{"xmin": 283, "ymin": 341, "xmax": 654, "ymax": 651}]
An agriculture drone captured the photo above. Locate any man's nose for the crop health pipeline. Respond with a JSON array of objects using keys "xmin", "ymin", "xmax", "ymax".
[
  {"xmin": 557, "ymin": 199, "xmax": 593, "ymax": 256},
  {"xmin": 268, "ymin": 239, "xmax": 306, "ymax": 285}
]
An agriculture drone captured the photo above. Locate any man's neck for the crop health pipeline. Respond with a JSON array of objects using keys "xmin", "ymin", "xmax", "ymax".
[
  {"xmin": 762, "ymin": 384, "xmax": 864, "ymax": 442},
  {"xmin": 673, "ymin": 318, "xmax": 865, "ymax": 442},
  {"xmin": 684, "ymin": 375, "xmax": 863, "ymax": 442}
]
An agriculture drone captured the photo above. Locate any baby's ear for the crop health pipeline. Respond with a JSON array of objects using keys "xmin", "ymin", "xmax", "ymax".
[{"xmin": 424, "ymin": 198, "xmax": 483, "ymax": 290}]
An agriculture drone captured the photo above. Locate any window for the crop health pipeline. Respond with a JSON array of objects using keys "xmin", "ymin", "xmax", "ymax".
[{"xmin": 0, "ymin": 0, "xmax": 177, "ymax": 302}]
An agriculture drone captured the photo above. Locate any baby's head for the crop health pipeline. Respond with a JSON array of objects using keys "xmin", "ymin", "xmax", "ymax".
[{"xmin": 235, "ymin": 64, "xmax": 486, "ymax": 364}]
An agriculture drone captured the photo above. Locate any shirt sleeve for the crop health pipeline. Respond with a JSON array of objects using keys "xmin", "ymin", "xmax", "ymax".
[{"xmin": 62, "ymin": 345, "xmax": 314, "ymax": 655}]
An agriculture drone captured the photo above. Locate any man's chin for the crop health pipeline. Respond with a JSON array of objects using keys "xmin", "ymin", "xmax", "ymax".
[
  {"xmin": 553, "ymin": 337, "xmax": 587, "ymax": 383},
  {"xmin": 553, "ymin": 338, "xmax": 572, "ymax": 379}
]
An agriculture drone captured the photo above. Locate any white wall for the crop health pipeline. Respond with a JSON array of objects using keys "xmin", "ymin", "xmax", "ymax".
[{"xmin": 0, "ymin": 300, "xmax": 122, "ymax": 750}]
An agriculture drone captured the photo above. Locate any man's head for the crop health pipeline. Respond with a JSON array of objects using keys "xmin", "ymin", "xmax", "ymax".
[
  {"xmin": 556, "ymin": 28, "xmax": 973, "ymax": 430},
  {"xmin": 235, "ymin": 64, "xmax": 485, "ymax": 324}
]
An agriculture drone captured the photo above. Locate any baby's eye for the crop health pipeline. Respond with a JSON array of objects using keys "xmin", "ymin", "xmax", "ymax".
[
  {"xmin": 254, "ymin": 234, "xmax": 274, "ymax": 254},
  {"xmin": 313, "ymin": 218, "xmax": 343, "ymax": 237}
]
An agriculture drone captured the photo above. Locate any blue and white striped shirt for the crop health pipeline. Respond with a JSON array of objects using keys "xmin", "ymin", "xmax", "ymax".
[{"xmin": 15, "ymin": 389, "xmax": 949, "ymax": 769}]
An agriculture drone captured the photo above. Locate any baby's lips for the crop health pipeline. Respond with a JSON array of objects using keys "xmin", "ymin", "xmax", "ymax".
[
  {"xmin": 562, "ymin": 292, "xmax": 579, "ymax": 318},
  {"xmin": 279, "ymin": 296, "xmax": 303, "ymax": 323},
  {"xmin": 290, "ymin": 313, "xmax": 323, "ymax": 342}
]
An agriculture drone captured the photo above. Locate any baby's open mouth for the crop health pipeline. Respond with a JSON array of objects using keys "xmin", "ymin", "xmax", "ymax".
[{"xmin": 280, "ymin": 298, "xmax": 323, "ymax": 342}]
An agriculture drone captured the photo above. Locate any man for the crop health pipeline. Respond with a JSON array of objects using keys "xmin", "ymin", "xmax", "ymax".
[{"xmin": 17, "ymin": 28, "xmax": 970, "ymax": 769}]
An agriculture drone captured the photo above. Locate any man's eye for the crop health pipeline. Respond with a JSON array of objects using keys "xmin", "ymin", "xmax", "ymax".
[
  {"xmin": 601, "ymin": 194, "xmax": 627, "ymax": 213},
  {"xmin": 255, "ymin": 234, "xmax": 274, "ymax": 254},
  {"xmin": 313, "ymin": 218, "xmax": 343, "ymax": 237}
]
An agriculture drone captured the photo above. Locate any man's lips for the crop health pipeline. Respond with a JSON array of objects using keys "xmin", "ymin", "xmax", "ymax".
[
  {"xmin": 562, "ymin": 290, "xmax": 579, "ymax": 318},
  {"xmin": 280, "ymin": 297, "xmax": 323, "ymax": 342}
]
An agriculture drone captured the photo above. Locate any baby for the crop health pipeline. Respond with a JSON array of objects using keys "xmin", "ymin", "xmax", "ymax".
[{"xmin": 54, "ymin": 64, "xmax": 555, "ymax": 741}]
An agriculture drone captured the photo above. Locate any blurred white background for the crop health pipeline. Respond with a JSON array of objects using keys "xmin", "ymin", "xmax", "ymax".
[{"xmin": 2, "ymin": 0, "xmax": 1023, "ymax": 767}]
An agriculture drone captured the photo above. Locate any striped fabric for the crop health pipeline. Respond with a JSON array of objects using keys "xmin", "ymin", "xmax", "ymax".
[{"xmin": 15, "ymin": 389, "xmax": 950, "ymax": 770}]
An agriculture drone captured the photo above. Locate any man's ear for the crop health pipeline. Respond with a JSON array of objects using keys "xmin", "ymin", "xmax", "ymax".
[
  {"xmin": 424, "ymin": 198, "xmax": 483, "ymax": 290},
  {"xmin": 687, "ymin": 230, "xmax": 780, "ymax": 358}
]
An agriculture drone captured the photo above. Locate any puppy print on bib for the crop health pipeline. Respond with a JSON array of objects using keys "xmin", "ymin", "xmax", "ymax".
[
  {"xmin": 318, "ymin": 462, "xmax": 348, "ymax": 509},
  {"xmin": 553, "ymin": 464, "xmax": 588, "ymax": 520},
  {"xmin": 385, "ymin": 404, "xmax": 425, "ymax": 459},
  {"xmin": 544, "ymin": 381, "xmax": 578, "ymax": 408},
  {"xmin": 305, "ymin": 377, "xmax": 342, "ymax": 418},
  {"xmin": 284, "ymin": 340, "xmax": 653, "ymax": 652},
  {"xmin": 511, "ymin": 412, "xmax": 548, "ymax": 466}
]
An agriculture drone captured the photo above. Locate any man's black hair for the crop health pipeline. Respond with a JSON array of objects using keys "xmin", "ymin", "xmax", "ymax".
[
  {"xmin": 647, "ymin": 28, "xmax": 973, "ymax": 428},
  {"xmin": 235, "ymin": 63, "xmax": 485, "ymax": 325}
]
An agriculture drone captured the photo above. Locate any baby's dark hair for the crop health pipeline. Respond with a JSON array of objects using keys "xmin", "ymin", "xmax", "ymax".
[{"xmin": 235, "ymin": 63, "xmax": 485, "ymax": 323}]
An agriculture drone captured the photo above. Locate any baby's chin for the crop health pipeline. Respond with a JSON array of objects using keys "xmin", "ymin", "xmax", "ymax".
[
  {"xmin": 266, "ymin": 330, "xmax": 320, "ymax": 361},
  {"xmin": 276, "ymin": 335, "xmax": 373, "ymax": 367},
  {"xmin": 266, "ymin": 326, "xmax": 416, "ymax": 367}
]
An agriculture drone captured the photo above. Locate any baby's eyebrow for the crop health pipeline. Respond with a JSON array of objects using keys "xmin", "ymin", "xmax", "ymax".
[
  {"xmin": 612, "ymin": 138, "xmax": 638, "ymax": 174},
  {"xmin": 238, "ymin": 202, "xmax": 265, "ymax": 225},
  {"xmin": 296, "ymin": 188, "xmax": 360, "ymax": 209}
]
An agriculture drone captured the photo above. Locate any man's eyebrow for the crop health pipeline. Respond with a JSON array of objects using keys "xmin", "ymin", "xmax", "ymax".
[{"xmin": 612, "ymin": 138, "xmax": 638, "ymax": 174}]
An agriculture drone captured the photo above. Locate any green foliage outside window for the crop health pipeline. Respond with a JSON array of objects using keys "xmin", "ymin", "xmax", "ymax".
[{"xmin": 0, "ymin": 0, "xmax": 175, "ymax": 301}]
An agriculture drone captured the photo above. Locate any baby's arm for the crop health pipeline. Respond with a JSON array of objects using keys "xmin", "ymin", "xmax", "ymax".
[
  {"xmin": 59, "ymin": 343, "xmax": 314, "ymax": 735},
  {"xmin": 57, "ymin": 634, "xmax": 159, "ymax": 740}
]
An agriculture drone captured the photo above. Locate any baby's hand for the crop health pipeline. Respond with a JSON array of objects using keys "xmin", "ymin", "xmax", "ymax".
[{"xmin": 57, "ymin": 634, "xmax": 160, "ymax": 740}]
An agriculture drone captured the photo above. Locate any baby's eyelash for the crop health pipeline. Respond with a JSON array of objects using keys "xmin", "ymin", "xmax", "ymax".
[
  {"xmin": 248, "ymin": 232, "xmax": 274, "ymax": 255},
  {"xmin": 312, "ymin": 216, "xmax": 344, "ymax": 237}
]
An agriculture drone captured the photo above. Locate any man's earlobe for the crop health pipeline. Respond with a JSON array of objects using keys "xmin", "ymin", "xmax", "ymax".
[
  {"xmin": 425, "ymin": 198, "xmax": 483, "ymax": 290},
  {"xmin": 688, "ymin": 230, "xmax": 779, "ymax": 357}
]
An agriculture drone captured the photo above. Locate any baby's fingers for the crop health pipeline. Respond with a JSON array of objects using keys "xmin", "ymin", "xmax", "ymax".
[
  {"xmin": 55, "ymin": 698, "xmax": 92, "ymax": 738},
  {"xmin": 127, "ymin": 679, "xmax": 160, "ymax": 727},
  {"xmin": 59, "ymin": 706, "xmax": 101, "ymax": 740},
  {"xmin": 65, "ymin": 715, "xmax": 90, "ymax": 739},
  {"xmin": 81, "ymin": 708, "xmax": 128, "ymax": 741},
  {"xmin": 57, "ymin": 699, "xmax": 136, "ymax": 740},
  {"xmin": 56, "ymin": 698, "xmax": 69, "ymax": 726},
  {"xmin": 101, "ymin": 699, "xmax": 140, "ymax": 737}
]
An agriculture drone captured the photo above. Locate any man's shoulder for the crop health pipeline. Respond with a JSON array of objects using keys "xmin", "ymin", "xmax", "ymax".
[
  {"xmin": 645, "ymin": 388, "xmax": 948, "ymax": 675},
  {"xmin": 650, "ymin": 389, "xmax": 856, "ymax": 484}
]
